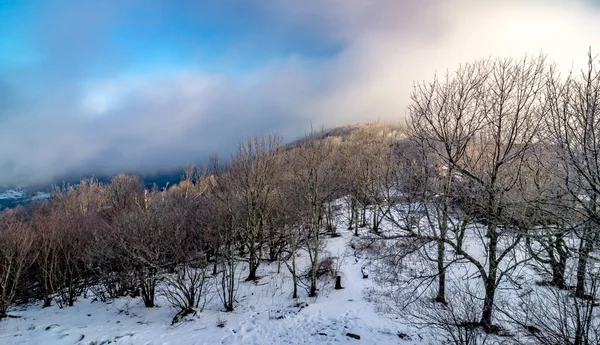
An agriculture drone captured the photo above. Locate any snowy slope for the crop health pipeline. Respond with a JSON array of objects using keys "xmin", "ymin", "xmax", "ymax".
[{"xmin": 0, "ymin": 228, "xmax": 423, "ymax": 345}]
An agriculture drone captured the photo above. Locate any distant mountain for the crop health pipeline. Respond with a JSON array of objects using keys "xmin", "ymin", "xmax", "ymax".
[
  {"xmin": 0, "ymin": 169, "xmax": 190, "ymax": 210},
  {"xmin": 0, "ymin": 189, "xmax": 51, "ymax": 210},
  {"xmin": 1, "ymin": 122, "xmax": 403, "ymax": 210}
]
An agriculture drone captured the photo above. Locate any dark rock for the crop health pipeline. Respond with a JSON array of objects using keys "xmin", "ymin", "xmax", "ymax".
[{"xmin": 346, "ymin": 332, "xmax": 360, "ymax": 340}]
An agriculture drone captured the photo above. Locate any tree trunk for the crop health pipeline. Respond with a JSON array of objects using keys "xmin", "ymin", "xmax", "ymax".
[
  {"xmin": 552, "ymin": 234, "xmax": 568, "ymax": 289},
  {"xmin": 326, "ymin": 203, "xmax": 335, "ymax": 234},
  {"xmin": 335, "ymin": 276, "xmax": 342, "ymax": 290},
  {"xmin": 141, "ymin": 276, "xmax": 156, "ymax": 308},
  {"xmin": 247, "ymin": 241, "xmax": 259, "ymax": 281},
  {"xmin": 310, "ymin": 208, "xmax": 320, "ymax": 297},
  {"xmin": 348, "ymin": 198, "xmax": 355, "ymax": 230},
  {"xmin": 481, "ymin": 279, "xmax": 496, "ymax": 332},
  {"xmin": 269, "ymin": 246, "xmax": 277, "ymax": 262},
  {"xmin": 577, "ymin": 197, "xmax": 600, "ymax": 297},
  {"xmin": 247, "ymin": 225, "xmax": 262, "ymax": 281},
  {"xmin": 576, "ymin": 227, "xmax": 594, "ymax": 297},
  {"xmin": 353, "ymin": 207, "xmax": 359, "ymax": 236},
  {"xmin": 552, "ymin": 250, "xmax": 567, "ymax": 289},
  {"xmin": 247, "ymin": 260, "xmax": 259, "ymax": 281},
  {"xmin": 551, "ymin": 263, "xmax": 566, "ymax": 290},
  {"xmin": 435, "ymin": 166, "xmax": 452, "ymax": 303},
  {"xmin": 372, "ymin": 207, "xmax": 380, "ymax": 232},
  {"xmin": 227, "ymin": 258, "xmax": 235, "ymax": 311},
  {"xmin": 435, "ymin": 237, "xmax": 446, "ymax": 303},
  {"xmin": 360, "ymin": 205, "xmax": 367, "ymax": 228},
  {"xmin": 292, "ymin": 252, "xmax": 298, "ymax": 299},
  {"xmin": 481, "ymin": 230, "xmax": 498, "ymax": 332}
]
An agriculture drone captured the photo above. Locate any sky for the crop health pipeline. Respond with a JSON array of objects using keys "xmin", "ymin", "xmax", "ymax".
[{"xmin": 1, "ymin": 0, "xmax": 600, "ymax": 187}]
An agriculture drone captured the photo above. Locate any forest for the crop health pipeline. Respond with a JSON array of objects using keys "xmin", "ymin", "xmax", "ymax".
[{"xmin": 2, "ymin": 53, "xmax": 600, "ymax": 345}]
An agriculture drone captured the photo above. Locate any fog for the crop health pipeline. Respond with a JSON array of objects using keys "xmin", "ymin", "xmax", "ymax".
[{"xmin": 1, "ymin": 0, "xmax": 599, "ymax": 186}]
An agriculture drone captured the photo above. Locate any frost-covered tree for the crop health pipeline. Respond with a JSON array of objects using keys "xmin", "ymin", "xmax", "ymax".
[{"xmin": 383, "ymin": 55, "xmax": 548, "ymax": 331}]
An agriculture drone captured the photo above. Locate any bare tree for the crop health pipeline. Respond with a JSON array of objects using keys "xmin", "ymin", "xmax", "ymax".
[
  {"xmin": 106, "ymin": 173, "xmax": 145, "ymax": 216},
  {"xmin": 407, "ymin": 62, "xmax": 490, "ymax": 304},
  {"xmin": 44, "ymin": 182, "xmax": 105, "ymax": 307},
  {"xmin": 546, "ymin": 50, "xmax": 600, "ymax": 298},
  {"xmin": 0, "ymin": 210, "xmax": 35, "ymax": 319},
  {"xmin": 384, "ymin": 55, "xmax": 548, "ymax": 331},
  {"xmin": 32, "ymin": 208, "xmax": 63, "ymax": 307},
  {"xmin": 343, "ymin": 124, "xmax": 399, "ymax": 234},
  {"xmin": 286, "ymin": 131, "xmax": 341, "ymax": 297},
  {"xmin": 520, "ymin": 147, "xmax": 573, "ymax": 289},
  {"xmin": 101, "ymin": 178, "xmax": 191, "ymax": 308},
  {"xmin": 208, "ymin": 156, "xmax": 240, "ymax": 311},
  {"xmin": 227, "ymin": 135, "xmax": 282, "ymax": 281}
]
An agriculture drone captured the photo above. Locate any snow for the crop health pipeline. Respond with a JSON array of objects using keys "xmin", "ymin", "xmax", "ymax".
[
  {"xmin": 1, "ymin": 198, "xmax": 568, "ymax": 344},
  {"xmin": 0, "ymin": 225, "xmax": 423, "ymax": 345},
  {"xmin": 31, "ymin": 192, "xmax": 51, "ymax": 200},
  {"xmin": 0, "ymin": 189, "xmax": 50, "ymax": 204},
  {"xmin": 0, "ymin": 189, "xmax": 25, "ymax": 200}
]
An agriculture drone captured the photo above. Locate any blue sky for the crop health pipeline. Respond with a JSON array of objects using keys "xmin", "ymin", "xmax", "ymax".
[
  {"xmin": 1, "ymin": 0, "xmax": 600, "ymax": 187},
  {"xmin": 0, "ymin": 1, "xmax": 341, "ymax": 79}
]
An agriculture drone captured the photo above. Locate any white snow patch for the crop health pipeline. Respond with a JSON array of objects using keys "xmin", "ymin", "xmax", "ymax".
[
  {"xmin": 0, "ymin": 189, "xmax": 25, "ymax": 200},
  {"xmin": 31, "ymin": 192, "xmax": 51, "ymax": 200}
]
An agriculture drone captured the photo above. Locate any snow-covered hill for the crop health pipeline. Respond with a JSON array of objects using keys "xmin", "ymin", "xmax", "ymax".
[
  {"xmin": 0, "ymin": 189, "xmax": 50, "ymax": 209},
  {"xmin": 0, "ymin": 189, "xmax": 26, "ymax": 200}
]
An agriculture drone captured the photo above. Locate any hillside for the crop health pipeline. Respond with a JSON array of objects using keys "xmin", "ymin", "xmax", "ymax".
[
  {"xmin": 0, "ymin": 205, "xmax": 419, "ymax": 345},
  {"xmin": 0, "ymin": 122, "xmax": 404, "ymax": 210},
  {"xmin": 285, "ymin": 122, "xmax": 405, "ymax": 149}
]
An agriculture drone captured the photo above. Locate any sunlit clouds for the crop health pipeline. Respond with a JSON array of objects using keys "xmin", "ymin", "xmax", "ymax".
[{"xmin": 1, "ymin": 0, "xmax": 599, "ymax": 186}]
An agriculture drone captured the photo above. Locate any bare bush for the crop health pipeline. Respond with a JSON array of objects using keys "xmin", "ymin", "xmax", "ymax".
[
  {"xmin": 0, "ymin": 211, "xmax": 35, "ymax": 319},
  {"xmin": 507, "ymin": 270, "xmax": 600, "ymax": 345},
  {"xmin": 162, "ymin": 261, "xmax": 212, "ymax": 323},
  {"xmin": 383, "ymin": 274, "xmax": 492, "ymax": 345}
]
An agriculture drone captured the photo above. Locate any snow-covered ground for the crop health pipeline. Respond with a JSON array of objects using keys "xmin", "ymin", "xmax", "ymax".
[
  {"xmin": 2, "ymin": 199, "xmax": 579, "ymax": 345},
  {"xmin": 31, "ymin": 192, "xmax": 51, "ymax": 200},
  {"xmin": 0, "ymin": 227, "xmax": 422, "ymax": 345}
]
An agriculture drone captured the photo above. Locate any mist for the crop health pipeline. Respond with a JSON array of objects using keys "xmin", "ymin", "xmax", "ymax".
[{"xmin": 1, "ymin": 0, "xmax": 599, "ymax": 187}]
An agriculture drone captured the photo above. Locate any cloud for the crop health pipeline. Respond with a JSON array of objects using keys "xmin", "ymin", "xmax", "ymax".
[{"xmin": 1, "ymin": 0, "xmax": 600, "ymax": 187}]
